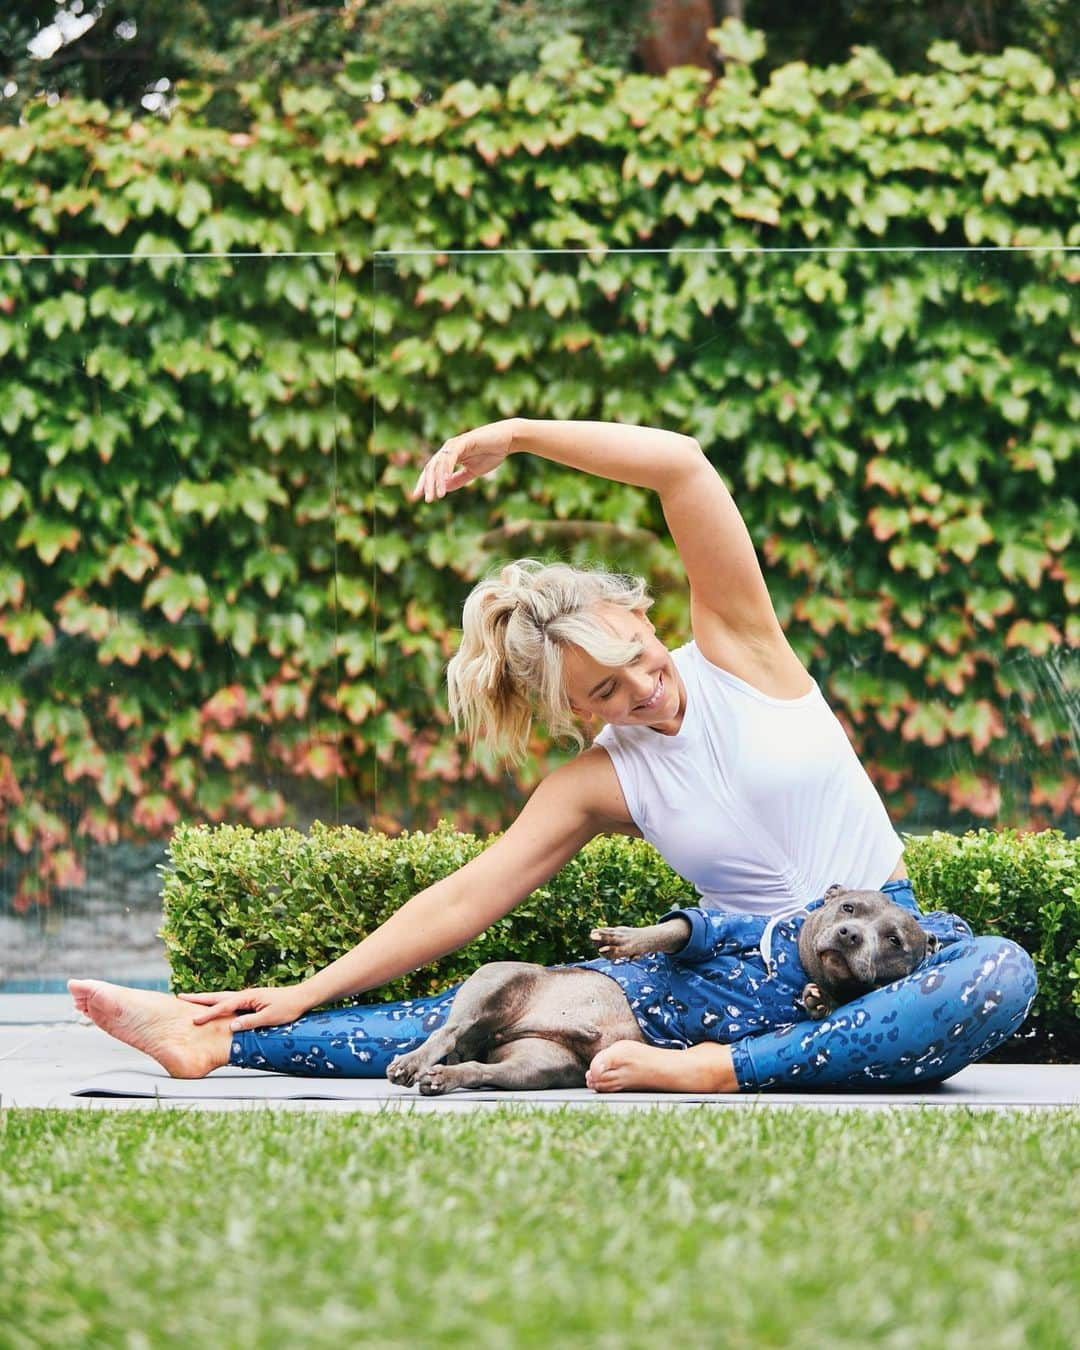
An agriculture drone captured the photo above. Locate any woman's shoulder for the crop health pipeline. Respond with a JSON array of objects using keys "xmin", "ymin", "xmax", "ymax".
[{"xmin": 543, "ymin": 745, "xmax": 638, "ymax": 833}]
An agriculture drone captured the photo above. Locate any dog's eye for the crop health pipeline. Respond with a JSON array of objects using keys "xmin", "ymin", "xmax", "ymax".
[
  {"xmin": 889, "ymin": 935, "xmax": 903, "ymax": 948},
  {"xmin": 841, "ymin": 903, "xmax": 854, "ymax": 914}
]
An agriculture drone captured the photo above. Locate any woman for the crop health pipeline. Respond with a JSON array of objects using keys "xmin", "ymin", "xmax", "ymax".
[{"xmin": 71, "ymin": 420, "xmax": 1036, "ymax": 1091}]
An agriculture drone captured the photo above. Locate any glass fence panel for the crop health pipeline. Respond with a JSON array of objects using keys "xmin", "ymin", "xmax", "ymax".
[
  {"xmin": 0, "ymin": 251, "xmax": 341, "ymax": 989},
  {"xmin": 370, "ymin": 245, "xmax": 1078, "ymax": 838},
  {"xmin": 5, "ymin": 244, "xmax": 1072, "ymax": 990}
]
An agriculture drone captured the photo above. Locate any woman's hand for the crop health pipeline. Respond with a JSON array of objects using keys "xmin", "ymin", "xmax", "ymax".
[
  {"xmin": 410, "ymin": 419, "xmax": 517, "ymax": 503},
  {"xmin": 177, "ymin": 984, "xmax": 313, "ymax": 1032}
]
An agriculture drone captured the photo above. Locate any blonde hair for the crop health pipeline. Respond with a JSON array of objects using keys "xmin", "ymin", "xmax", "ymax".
[{"xmin": 446, "ymin": 559, "xmax": 653, "ymax": 763}]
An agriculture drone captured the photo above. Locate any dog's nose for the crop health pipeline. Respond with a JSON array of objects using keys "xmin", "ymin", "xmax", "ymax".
[{"xmin": 837, "ymin": 926, "xmax": 861, "ymax": 946}]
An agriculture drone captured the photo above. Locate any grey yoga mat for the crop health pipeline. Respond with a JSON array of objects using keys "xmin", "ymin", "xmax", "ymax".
[{"xmin": 69, "ymin": 1065, "xmax": 1080, "ymax": 1106}]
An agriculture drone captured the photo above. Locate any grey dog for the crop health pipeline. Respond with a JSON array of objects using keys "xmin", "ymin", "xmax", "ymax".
[{"xmin": 387, "ymin": 884, "xmax": 938, "ymax": 1095}]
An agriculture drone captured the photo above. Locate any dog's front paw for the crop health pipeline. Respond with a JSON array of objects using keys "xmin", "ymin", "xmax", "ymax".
[
  {"xmin": 418, "ymin": 1065, "xmax": 458, "ymax": 1096},
  {"xmin": 800, "ymin": 983, "xmax": 832, "ymax": 1020},
  {"xmin": 590, "ymin": 925, "xmax": 645, "ymax": 959},
  {"xmin": 387, "ymin": 1052, "xmax": 423, "ymax": 1087}
]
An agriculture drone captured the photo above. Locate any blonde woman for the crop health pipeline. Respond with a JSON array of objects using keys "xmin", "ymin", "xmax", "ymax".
[{"xmin": 71, "ymin": 420, "xmax": 1035, "ymax": 1091}]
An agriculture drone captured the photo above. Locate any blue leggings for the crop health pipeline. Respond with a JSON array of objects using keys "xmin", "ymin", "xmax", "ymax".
[{"xmin": 229, "ymin": 934, "xmax": 1037, "ymax": 1092}]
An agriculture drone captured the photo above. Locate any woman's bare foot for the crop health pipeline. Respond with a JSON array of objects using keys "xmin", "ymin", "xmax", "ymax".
[
  {"xmin": 68, "ymin": 979, "xmax": 233, "ymax": 1079},
  {"xmin": 586, "ymin": 1039, "xmax": 738, "ymax": 1094}
]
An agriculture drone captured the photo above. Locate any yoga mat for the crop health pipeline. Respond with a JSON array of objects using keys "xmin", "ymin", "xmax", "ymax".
[
  {"xmin": 70, "ymin": 1068, "xmax": 712, "ymax": 1103},
  {"xmin": 70, "ymin": 1065, "xmax": 1080, "ymax": 1106}
]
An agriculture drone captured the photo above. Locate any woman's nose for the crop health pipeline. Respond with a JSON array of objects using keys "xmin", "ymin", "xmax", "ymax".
[{"xmin": 629, "ymin": 671, "xmax": 653, "ymax": 702}]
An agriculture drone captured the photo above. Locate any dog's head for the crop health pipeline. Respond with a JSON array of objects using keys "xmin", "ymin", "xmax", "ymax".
[{"xmin": 797, "ymin": 884, "xmax": 939, "ymax": 1018}]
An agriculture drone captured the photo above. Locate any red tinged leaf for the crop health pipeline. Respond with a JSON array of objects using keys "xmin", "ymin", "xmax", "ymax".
[
  {"xmin": 143, "ymin": 570, "xmax": 210, "ymax": 624},
  {"xmin": 949, "ymin": 700, "xmax": 1006, "ymax": 754},
  {"xmin": 132, "ymin": 793, "xmax": 181, "ymax": 833},
  {"xmin": 900, "ymin": 703, "xmax": 949, "ymax": 747},
  {"xmin": 106, "ymin": 694, "xmax": 143, "ymax": 730},
  {"xmin": 57, "ymin": 592, "xmax": 113, "ymax": 641},
  {"xmin": 61, "ymin": 740, "xmax": 107, "ymax": 785},
  {"xmin": 865, "ymin": 763, "xmax": 908, "ymax": 793},
  {"xmin": 265, "ymin": 681, "xmax": 311, "ymax": 722},
  {"xmin": 887, "ymin": 633, "xmax": 929, "ymax": 668},
  {"xmin": 201, "ymin": 731, "xmax": 254, "ymax": 770},
  {"xmin": 45, "ymin": 848, "xmax": 86, "ymax": 889},
  {"xmin": 78, "ymin": 806, "xmax": 120, "ymax": 846},
  {"xmin": 867, "ymin": 506, "xmax": 907, "ymax": 541},
  {"xmin": 10, "ymin": 803, "xmax": 68, "ymax": 854},
  {"xmin": 201, "ymin": 685, "xmax": 249, "ymax": 729},
  {"xmin": 1004, "ymin": 620, "xmax": 1063, "ymax": 656},
  {"xmin": 16, "ymin": 518, "xmax": 80, "ymax": 564},
  {"xmin": 935, "ymin": 772, "xmax": 1002, "ymax": 818},
  {"xmin": 1029, "ymin": 773, "xmax": 1079, "ymax": 816},
  {"xmin": 107, "ymin": 535, "xmax": 159, "ymax": 584},
  {"xmin": 13, "ymin": 877, "xmax": 49, "ymax": 913},
  {"xmin": 235, "ymin": 785, "xmax": 288, "ymax": 827},
  {"xmin": 98, "ymin": 621, "xmax": 148, "ymax": 667},
  {"xmin": 292, "ymin": 741, "xmax": 345, "ymax": 782},
  {"xmin": 0, "ymin": 610, "xmax": 54, "ymax": 653},
  {"xmin": 98, "ymin": 754, "xmax": 143, "ymax": 807},
  {"xmin": 0, "ymin": 753, "xmax": 23, "ymax": 806}
]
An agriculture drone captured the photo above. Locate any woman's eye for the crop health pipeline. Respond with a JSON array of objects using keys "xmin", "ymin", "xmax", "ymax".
[
  {"xmin": 598, "ymin": 684, "xmax": 615, "ymax": 700},
  {"xmin": 841, "ymin": 903, "xmax": 854, "ymax": 914}
]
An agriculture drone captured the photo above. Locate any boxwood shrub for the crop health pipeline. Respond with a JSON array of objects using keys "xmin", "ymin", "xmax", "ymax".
[{"xmin": 161, "ymin": 823, "xmax": 1079, "ymax": 1061}]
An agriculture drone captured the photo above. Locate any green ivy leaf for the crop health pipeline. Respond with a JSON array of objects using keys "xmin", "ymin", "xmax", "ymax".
[
  {"xmin": 16, "ymin": 516, "xmax": 80, "ymax": 564},
  {"xmin": 144, "ymin": 571, "xmax": 211, "ymax": 624}
]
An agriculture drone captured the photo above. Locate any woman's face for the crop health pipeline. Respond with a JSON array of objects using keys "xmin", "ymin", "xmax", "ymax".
[{"xmin": 561, "ymin": 606, "xmax": 685, "ymax": 735}]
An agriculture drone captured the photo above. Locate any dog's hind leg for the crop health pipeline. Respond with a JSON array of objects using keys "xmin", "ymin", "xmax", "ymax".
[
  {"xmin": 386, "ymin": 962, "xmax": 540, "ymax": 1087},
  {"xmin": 416, "ymin": 1037, "xmax": 585, "ymax": 1095}
]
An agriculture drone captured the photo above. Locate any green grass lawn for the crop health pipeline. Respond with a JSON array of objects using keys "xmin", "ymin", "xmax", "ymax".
[{"xmin": 2, "ymin": 1106, "xmax": 1078, "ymax": 1349}]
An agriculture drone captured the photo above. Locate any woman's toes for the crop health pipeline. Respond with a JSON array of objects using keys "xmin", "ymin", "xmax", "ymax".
[
  {"xmin": 67, "ymin": 979, "xmax": 96, "ymax": 1015},
  {"xmin": 67, "ymin": 979, "xmax": 227, "ymax": 1079}
]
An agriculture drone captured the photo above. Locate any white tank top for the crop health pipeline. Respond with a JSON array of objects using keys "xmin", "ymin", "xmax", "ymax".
[{"xmin": 593, "ymin": 642, "xmax": 903, "ymax": 917}]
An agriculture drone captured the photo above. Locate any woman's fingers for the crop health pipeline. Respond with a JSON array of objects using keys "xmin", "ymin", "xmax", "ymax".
[
  {"xmin": 229, "ymin": 992, "xmax": 306, "ymax": 1032},
  {"xmin": 409, "ymin": 424, "xmax": 512, "ymax": 502},
  {"xmin": 179, "ymin": 986, "xmax": 306, "ymax": 1030},
  {"xmin": 189, "ymin": 1000, "xmax": 242, "ymax": 1026},
  {"xmin": 411, "ymin": 440, "xmax": 462, "ymax": 502},
  {"xmin": 433, "ymin": 447, "xmax": 458, "ymax": 500},
  {"xmin": 179, "ymin": 990, "xmax": 253, "ymax": 1025}
]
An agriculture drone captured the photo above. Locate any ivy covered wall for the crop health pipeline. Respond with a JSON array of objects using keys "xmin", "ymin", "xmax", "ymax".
[{"xmin": 0, "ymin": 29, "xmax": 1076, "ymax": 906}]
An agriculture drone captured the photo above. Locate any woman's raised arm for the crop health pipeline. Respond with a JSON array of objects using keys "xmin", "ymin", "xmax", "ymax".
[
  {"xmin": 180, "ymin": 747, "xmax": 630, "ymax": 1031},
  {"xmin": 413, "ymin": 418, "xmax": 802, "ymax": 687}
]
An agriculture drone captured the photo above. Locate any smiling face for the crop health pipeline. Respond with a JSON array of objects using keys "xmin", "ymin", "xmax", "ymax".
[{"xmin": 561, "ymin": 605, "xmax": 686, "ymax": 735}]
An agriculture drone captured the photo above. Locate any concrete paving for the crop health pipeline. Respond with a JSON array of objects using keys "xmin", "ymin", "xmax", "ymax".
[{"xmin": 3, "ymin": 995, "xmax": 1078, "ymax": 1113}]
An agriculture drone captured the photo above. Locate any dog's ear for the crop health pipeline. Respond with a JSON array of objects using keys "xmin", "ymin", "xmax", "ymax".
[{"xmin": 823, "ymin": 883, "xmax": 847, "ymax": 903}]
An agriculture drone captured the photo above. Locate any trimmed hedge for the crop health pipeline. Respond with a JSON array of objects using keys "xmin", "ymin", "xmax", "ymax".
[{"xmin": 162, "ymin": 823, "xmax": 1080, "ymax": 1062}]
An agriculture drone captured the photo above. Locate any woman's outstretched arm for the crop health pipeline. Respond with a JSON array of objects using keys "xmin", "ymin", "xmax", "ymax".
[
  {"xmin": 179, "ymin": 747, "xmax": 631, "ymax": 1031},
  {"xmin": 414, "ymin": 418, "xmax": 808, "ymax": 695}
]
